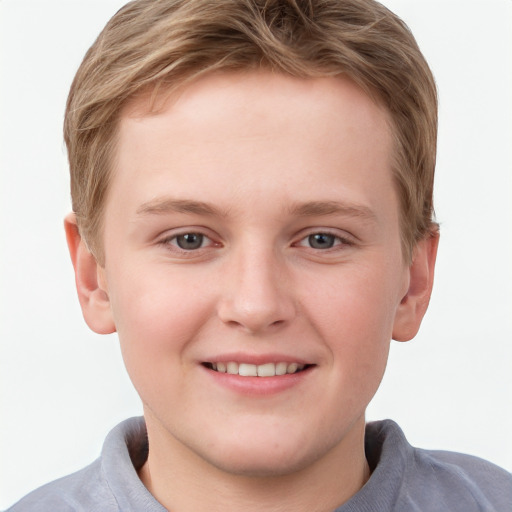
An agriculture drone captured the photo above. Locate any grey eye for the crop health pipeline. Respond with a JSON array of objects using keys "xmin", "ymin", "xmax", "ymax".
[
  {"xmin": 308, "ymin": 233, "xmax": 336, "ymax": 249},
  {"xmin": 176, "ymin": 233, "xmax": 204, "ymax": 250}
]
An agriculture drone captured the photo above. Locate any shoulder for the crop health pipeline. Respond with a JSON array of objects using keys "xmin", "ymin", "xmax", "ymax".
[
  {"xmin": 5, "ymin": 458, "xmax": 117, "ymax": 511},
  {"xmin": 411, "ymin": 447, "xmax": 512, "ymax": 509},
  {"xmin": 6, "ymin": 417, "xmax": 163, "ymax": 512},
  {"xmin": 361, "ymin": 420, "xmax": 512, "ymax": 512}
]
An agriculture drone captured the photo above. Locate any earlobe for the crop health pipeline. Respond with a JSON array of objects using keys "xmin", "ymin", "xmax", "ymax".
[
  {"xmin": 392, "ymin": 231, "xmax": 439, "ymax": 342},
  {"xmin": 64, "ymin": 213, "xmax": 116, "ymax": 335}
]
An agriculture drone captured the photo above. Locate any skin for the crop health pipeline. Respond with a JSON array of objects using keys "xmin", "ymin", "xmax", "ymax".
[{"xmin": 66, "ymin": 71, "xmax": 438, "ymax": 512}]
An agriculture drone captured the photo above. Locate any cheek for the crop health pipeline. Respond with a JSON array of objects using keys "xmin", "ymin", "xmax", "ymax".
[
  {"xmin": 312, "ymin": 263, "xmax": 400, "ymax": 338},
  {"xmin": 310, "ymin": 266, "xmax": 400, "ymax": 389},
  {"xmin": 107, "ymin": 268, "xmax": 212, "ymax": 381}
]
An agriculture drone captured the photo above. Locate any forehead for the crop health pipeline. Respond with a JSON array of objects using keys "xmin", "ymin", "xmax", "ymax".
[
  {"xmin": 110, "ymin": 71, "xmax": 396, "ymax": 227},
  {"xmin": 122, "ymin": 71, "xmax": 391, "ymax": 145}
]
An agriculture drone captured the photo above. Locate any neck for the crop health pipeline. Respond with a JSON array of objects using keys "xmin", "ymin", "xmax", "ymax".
[{"xmin": 138, "ymin": 413, "xmax": 370, "ymax": 512}]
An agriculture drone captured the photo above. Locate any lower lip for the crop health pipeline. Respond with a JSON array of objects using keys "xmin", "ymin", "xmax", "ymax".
[{"xmin": 202, "ymin": 365, "xmax": 314, "ymax": 396}]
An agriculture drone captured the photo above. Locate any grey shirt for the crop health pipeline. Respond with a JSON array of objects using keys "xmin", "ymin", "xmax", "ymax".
[{"xmin": 7, "ymin": 417, "xmax": 512, "ymax": 511}]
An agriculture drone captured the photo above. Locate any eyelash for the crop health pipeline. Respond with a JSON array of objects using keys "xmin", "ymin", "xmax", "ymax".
[
  {"xmin": 158, "ymin": 229, "xmax": 354, "ymax": 254},
  {"xmin": 295, "ymin": 231, "xmax": 354, "ymax": 251},
  {"xmin": 158, "ymin": 232, "xmax": 217, "ymax": 253}
]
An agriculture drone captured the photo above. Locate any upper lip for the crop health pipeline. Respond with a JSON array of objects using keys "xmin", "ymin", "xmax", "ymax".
[{"xmin": 200, "ymin": 353, "xmax": 313, "ymax": 365}]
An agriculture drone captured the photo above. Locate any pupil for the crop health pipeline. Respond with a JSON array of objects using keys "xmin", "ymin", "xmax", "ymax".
[
  {"xmin": 177, "ymin": 233, "xmax": 203, "ymax": 250},
  {"xmin": 309, "ymin": 233, "xmax": 335, "ymax": 249}
]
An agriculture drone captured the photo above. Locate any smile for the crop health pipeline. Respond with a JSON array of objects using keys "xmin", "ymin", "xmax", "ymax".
[{"xmin": 204, "ymin": 361, "xmax": 309, "ymax": 377}]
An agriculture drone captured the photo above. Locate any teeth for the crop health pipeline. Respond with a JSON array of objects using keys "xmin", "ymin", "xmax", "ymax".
[
  {"xmin": 239, "ymin": 363, "xmax": 258, "ymax": 377},
  {"xmin": 227, "ymin": 362, "xmax": 238, "ymax": 375},
  {"xmin": 287, "ymin": 363, "xmax": 299, "ymax": 374},
  {"xmin": 276, "ymin": 362, "xmax": 288, "ymax": 375},
  {"xmin": 257, "ymin": 362, "xmax": 276, "ymax": 377},
  {"xmin": 209, "ymin": 361, "xmax": 306, "ymax": 377}
]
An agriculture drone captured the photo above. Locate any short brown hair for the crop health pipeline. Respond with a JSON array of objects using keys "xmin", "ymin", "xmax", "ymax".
[{"xmin": 65, "ymin": 0, "xmax": 438, "ymax": 264}]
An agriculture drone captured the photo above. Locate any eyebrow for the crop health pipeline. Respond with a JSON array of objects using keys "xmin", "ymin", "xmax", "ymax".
[
  {"xmin": 288, "ymin": 200, "xmax": 377, "ymax": 222},
  {"xmin": 136, "ymin": 197, "xmax": 376, "ymax": 222},
  {"xmin": 136, "ymin": 198, "xmax": 227, "ymax": 217}
]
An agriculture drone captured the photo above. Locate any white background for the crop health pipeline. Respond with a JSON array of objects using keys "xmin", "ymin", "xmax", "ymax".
[{"xmin": 1, "ymin": 0, "xmax": 511, "ymax": 508}]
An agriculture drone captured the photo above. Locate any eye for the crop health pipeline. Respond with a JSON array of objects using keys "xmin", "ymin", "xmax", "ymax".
[
  {"xmin": 159, "ymin": 232, "xmax": 215, "ymax": 252},
  {"xmin": 306, "ymin": 233, "xmax": 337, "ymax": 249},
  {"xmin": 295, "ymin": 231, "xmax": 354, "ymax": 251},
  {"xmin": 173, "ymin": 233, "xmax": 207, "ymax": 250}
]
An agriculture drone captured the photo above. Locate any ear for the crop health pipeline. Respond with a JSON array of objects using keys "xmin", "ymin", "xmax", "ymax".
[
  {"xmin": 64, "ymin": 213, "xmax": 116, "ymax": 335},
  {"xmin": 392, "ymin": 231, "xmax": 439, "ymax": 342}
]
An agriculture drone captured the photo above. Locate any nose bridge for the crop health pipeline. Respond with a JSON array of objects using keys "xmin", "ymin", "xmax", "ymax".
[{"xmin": 218, "ymin": 238, "xmax": 295, "ymax": 333}]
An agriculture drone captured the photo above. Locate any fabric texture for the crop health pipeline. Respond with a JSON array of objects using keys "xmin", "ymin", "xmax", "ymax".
[{"xmin": 7, "ymin": 417, "xmax": 512, "ymax": 511}]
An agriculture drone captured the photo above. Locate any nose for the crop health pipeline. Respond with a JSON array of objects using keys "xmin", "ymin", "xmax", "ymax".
[{"xmin": 217, "ymin": 244, "xmax": 296, "ymax": 334}]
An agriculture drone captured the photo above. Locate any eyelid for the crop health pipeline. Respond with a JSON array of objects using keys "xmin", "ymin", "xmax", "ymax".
[
  {"xmin": 294, "ymin": 228, "xmax": 356, "ymax": 249},
  {"xmin": 157, "ymin": 227, "xmax": 221, "ymax": 252},
  {"xmin": 154, "ymin": 226, "xmax": 355, "ymax": 254}
]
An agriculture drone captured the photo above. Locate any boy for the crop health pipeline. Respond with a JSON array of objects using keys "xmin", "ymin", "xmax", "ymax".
[{"xmin": 7, "ymin": 0, "xmax": 511, "ymax": 510}]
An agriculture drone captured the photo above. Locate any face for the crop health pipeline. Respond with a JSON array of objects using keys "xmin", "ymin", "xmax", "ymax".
[{"xmin": 98, "ymin": 71, "xmax": 411, "ymax": 476}]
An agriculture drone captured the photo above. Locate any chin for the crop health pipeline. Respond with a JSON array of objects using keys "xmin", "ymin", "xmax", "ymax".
[
  {"xmin": 205, "ymin": 446, "xmax": 319, "ymax": 478},
  {"xmin": 192, "ymin": 427, "xmax": 336, "ymax": 478}
]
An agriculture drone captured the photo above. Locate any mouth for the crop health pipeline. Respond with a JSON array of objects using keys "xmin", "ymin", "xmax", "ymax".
[{"xmin": 203, "ymin": 361, "xmax": 313, "ymax": 377}]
